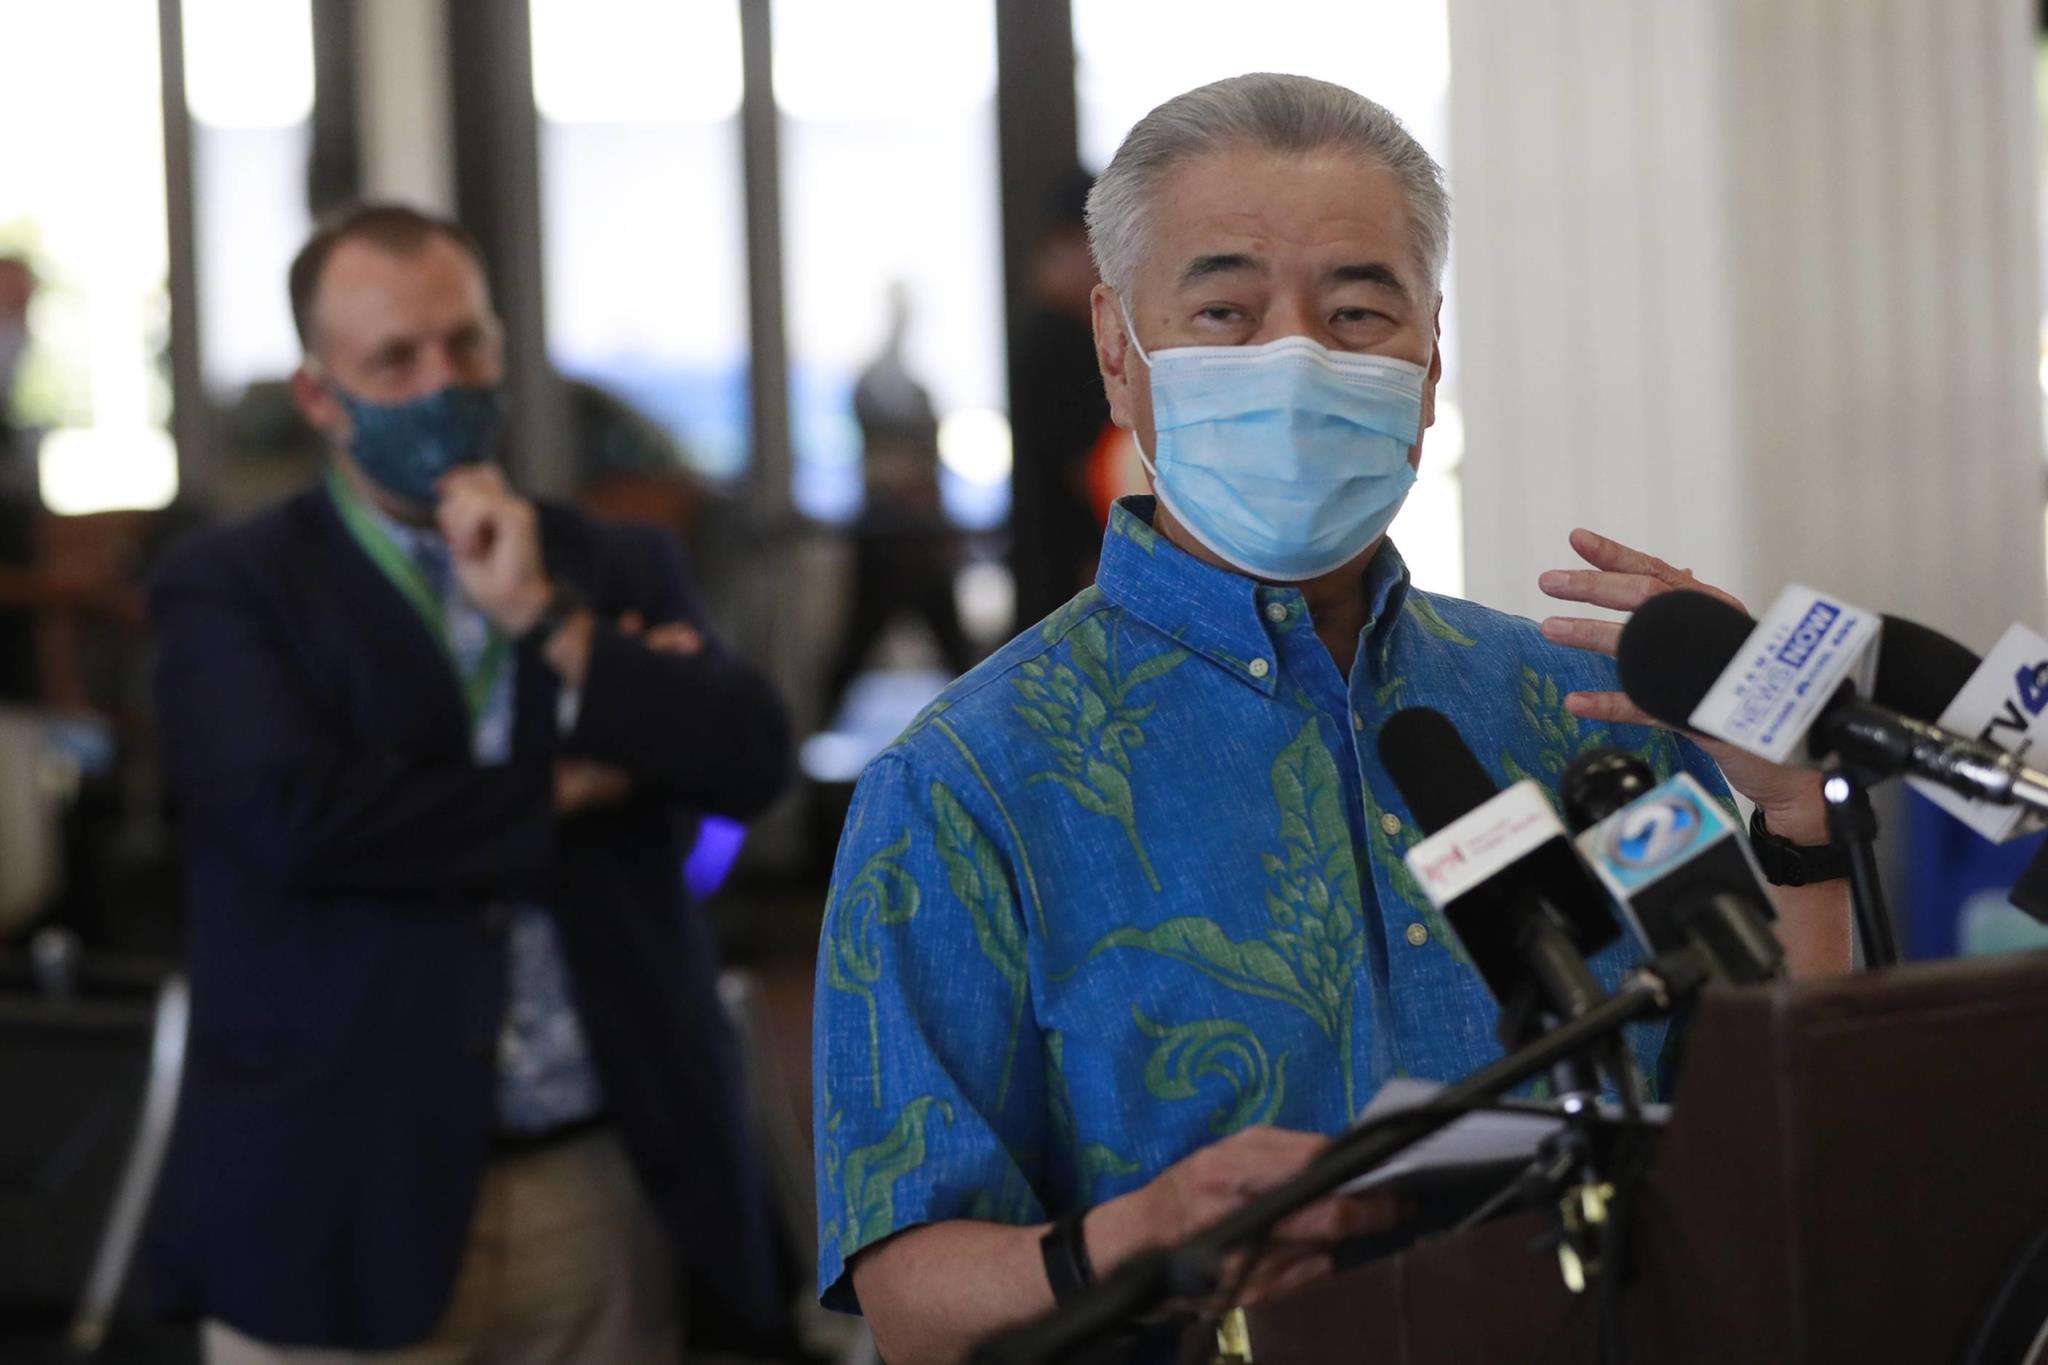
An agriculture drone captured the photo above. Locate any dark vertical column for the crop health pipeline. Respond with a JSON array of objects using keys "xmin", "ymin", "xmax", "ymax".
[
  {"xmin": 994, "ymin": 0, "xmax": 1080, "ymax": 627},
  {"xmin": 156, "ymin": 0, "xmax": 211, "ymax": 504},
  {"xmin": 306, "ymin": 0, "xmax": 362, "ymax": 217},
  {"xmin": 737, "ymin": 0, "xmax": 792, "ymax": 517},
  {"xmin": 443, "ymin": 0, "xmax": 573, "ymax": 495}
]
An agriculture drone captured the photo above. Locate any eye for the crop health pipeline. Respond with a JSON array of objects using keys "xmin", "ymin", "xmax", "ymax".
[
  {"xmin": 1332, "ymin": 306, "xmax": 1392, "ymax": 326},
  {"xmin": 1196, "ymin": 304, "xmax": 1245, "ymax": 324}
]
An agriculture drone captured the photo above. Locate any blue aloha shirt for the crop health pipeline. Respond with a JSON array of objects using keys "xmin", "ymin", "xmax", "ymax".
[{"xmin": 812, "ymin": 497, "xmax": 1730, "ymax": 1312}]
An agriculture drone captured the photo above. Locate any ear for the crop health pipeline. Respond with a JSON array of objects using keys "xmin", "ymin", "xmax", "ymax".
[
  {"xmin": 1421, "ymin": 299, "xmax": 1444, "ymax": 430},
  {"xmin": 1090, "ymin": 282, "xmax": 1138, "ymax": 432},
  {"xmin": 291, "ymin": 362, "xmax": 348, "ymax": 442}
]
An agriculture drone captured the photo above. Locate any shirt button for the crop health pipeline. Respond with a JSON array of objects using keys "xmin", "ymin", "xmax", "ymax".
[
  {"xmin": 1263, "ymin": 601, "xmax": 1289, "ymax": 624},
  {"xmin": 1405, "ymin": 923, "xmax": 1430, "ymax": 948},
  {"xmin": 1248, "ymin": 658, "xmax": 1271, "ymax": 679},
  {"xmin": 1379, "ymin": 812, "xmax": 1403, "ymax": 836},
  {"xmin": 1352, "ymin": 711, "xmax": 1364, "ymax": 732}
]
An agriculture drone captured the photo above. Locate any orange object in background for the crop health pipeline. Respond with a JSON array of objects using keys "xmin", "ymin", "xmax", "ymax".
[{"xmin": 1083, "ymin": 421, "xmax": 1146, "ymax": 526}]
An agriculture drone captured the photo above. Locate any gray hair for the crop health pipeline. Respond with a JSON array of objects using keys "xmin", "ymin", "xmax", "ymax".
[{"xmin": 1085, "ymin": 73, "xmax": 1449, "ymax": 301}]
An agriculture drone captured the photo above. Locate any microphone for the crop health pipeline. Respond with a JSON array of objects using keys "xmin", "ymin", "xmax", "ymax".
[
  {"xmin": 1617, "ymin": 592, "xmax": 2048, "ymax": 817},
  {"xmin": 1377, "ymin": 707, "xmax": 1619, "ymax": 1050},
  {"xmin": 1562, "ymin": 749, "xmax": 1784, "ymax": 985}
]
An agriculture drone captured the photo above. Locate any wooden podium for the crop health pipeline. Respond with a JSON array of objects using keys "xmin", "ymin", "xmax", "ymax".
[{"xmin": 1215, "ymin": 952, "xmax": 2048, "ymax": 1363}]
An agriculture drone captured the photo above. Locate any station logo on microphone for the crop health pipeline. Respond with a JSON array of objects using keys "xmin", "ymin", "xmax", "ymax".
[
  {"xmin": 1690, "ymin": 585, "xmax": 1882, "ymax": 766},
  {"xmin": 1582, "ymin": 775, "xmax": 1732, "ymax": 896}
]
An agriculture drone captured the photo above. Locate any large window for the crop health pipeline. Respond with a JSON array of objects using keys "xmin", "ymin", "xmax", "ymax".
[
  {"xmin": 774, "ymin": 0, "xmax": 1008, "ymax": 528},
  {"xmin": 184, "ymin": 0, "xmax": 316, "ymax": 403},
  {"xmin": 0, "ymin": 0, "xmax": 175, "ymax": 515},
  {"xmin": 1072, "ymin": 0, "xmax": 1463, "ymax": 593},
  {"xmin": 531, "ymin": 0, "xmax": 753, "ymax": 482}
]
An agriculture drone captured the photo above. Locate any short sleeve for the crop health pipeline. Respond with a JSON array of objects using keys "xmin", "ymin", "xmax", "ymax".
[{"xmin": 812, "ymin": 751, "xmax": 1049, "ymax": 1314}]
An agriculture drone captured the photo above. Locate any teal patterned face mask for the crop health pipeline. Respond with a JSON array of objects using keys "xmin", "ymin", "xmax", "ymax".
[
  {"xmin": 1122, "ymin": 297, "xmax": 1426, "ymax": 582},
  {"xmin": 333, "ymin": 382, "xmax": 505, "ymax": 505}
]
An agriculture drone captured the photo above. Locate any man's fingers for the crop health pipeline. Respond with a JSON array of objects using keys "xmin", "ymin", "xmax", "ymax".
[
  {"xmin": 436, "ymin": 464, "xmax": 506, "ymax": 499},
  {"xmin": 1536, "ymin": 569, "xmax": 1670, "ymax": 614},
  {"xmin": 1563, "ymin": 690, "xmax": 1664, "ymax": 730},
  {"xmin": 1565, "ymin": 528, "xmax": 1748, "ymax": 612},
  {"xmin": 1236, "ymin": 1251, "xmax": 1334, "ymax": 1307},
  {"xmin": 1567, "ymin": 527, "xmax": 1673, "ymax": 578},
  {"xmin": 618, "ymin": 611, "xmax": 644, "ymax": 636},
  {"xmin": 642, "ymin": 623, "xmax": 704, "ymax": 656},
  {"xmin": 1538, "ymin": 616, "xmax": 1622, "ymax": 656},
  {"xmin": 1271, "ymin": 1192, "xmax": 1400, "ymax": 1244},
  {"xmin": 435, "ymin": 494, "xmax": 491, "ymax": 557}
]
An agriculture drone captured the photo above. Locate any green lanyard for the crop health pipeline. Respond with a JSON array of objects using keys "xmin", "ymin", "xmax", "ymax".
[{"xmin": 327, "ymin": 471, "xmax": 510, "ymax": 725}]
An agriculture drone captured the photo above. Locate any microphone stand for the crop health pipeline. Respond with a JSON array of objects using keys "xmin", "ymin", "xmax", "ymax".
[
  {"xmin": 1820, "ymin": 766, "xmax": 1899, "ymax": 969},
  {"xmin": 971, "ymin": 955, "xmax": 1707, "ymax": 1365}
]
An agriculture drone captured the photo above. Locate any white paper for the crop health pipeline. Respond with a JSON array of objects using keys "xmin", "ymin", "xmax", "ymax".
[{"xmin": 1339, "ymin": 1078, "xmax": 1668, "ymax": 1194}]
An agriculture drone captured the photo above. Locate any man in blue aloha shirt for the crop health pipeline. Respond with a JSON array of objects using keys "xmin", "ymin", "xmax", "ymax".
[{"xmin": 813, "ymin": 74, "xmax": 1851, "ymax": 1362}]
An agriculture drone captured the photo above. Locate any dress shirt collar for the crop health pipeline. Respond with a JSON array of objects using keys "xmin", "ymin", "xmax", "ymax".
[{"xmin": 1093, "ymin": 496, "xmax": 1413, "ymax": 693}]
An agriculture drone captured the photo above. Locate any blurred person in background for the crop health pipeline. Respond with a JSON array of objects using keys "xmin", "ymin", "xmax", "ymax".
[
  {"xmin": 149, "ymin": 203, "xmax": 794, "ymax": 1363},
  {"xmin": 1008, "ymin": 170, "xmax": 1113, "ymax": 626},
  {"xmin": 821, "ymin": 284, "xmax": 975, "ymax": 718}
]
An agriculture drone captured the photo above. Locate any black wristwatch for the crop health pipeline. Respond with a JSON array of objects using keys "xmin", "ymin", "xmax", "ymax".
[
  {"xmin": 1747, "ymin": 806, "xmax": 1852, "ymax": 887},
  {"xmin": 513, "ymin": 581, "xmax": 589, "ymax": 651},
  {"xmin": 1040, "ymin": 1207, "xmax": 1097, "ymax": 1306}
]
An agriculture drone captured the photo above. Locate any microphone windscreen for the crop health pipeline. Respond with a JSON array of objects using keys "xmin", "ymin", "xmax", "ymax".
[
  {"xmin": 1377, "ymin": 707, "xmax": 1499, "ymax": 835},
  {"xmin": 1560, "ymin": 747, "xmax": 1657, "ymax": 833},
  {"xmin": 1615, "ymin": 590, "xmax": 1757, "ymax": 729},
  {"xmin": 1874, "ymin": 615, "xmax": 1980, "ymax": 721}
]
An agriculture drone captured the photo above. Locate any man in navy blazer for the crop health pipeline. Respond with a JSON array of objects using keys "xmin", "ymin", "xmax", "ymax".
[{"xmin": 149, "ymin": 204, "xmax": 793, "ymax": 1361}]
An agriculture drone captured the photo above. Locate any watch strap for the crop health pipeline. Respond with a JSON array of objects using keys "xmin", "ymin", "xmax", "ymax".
[
  {"xmin": 1747, "ymin": 805, "xmax": 1852, "ymax": 887},
  {"xmin": 1040, "ymin": 1207, "xmax": 1097, "ymax": 1306}
]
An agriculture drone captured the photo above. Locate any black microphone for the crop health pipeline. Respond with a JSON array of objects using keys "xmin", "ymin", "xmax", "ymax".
[
  {"xmin": 1616, "ymin": 592, "xmax": 2048, "ymax": 814},
  {"xmin": 1562, "ymin": 749, "xmax": 1783, "ymax": 984},
  {"xmin": 1377, "ymin": 707, "xmax": 1619, "ymax": 1051}
]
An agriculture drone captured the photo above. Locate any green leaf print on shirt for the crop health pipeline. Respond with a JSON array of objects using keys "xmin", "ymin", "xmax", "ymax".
[
  {"xmin": 1133, "ymin": 1008, "xmax": 1288, "ymax": 1137},
  {"xmin": 1501, "ymin": 665, "xmax": 1694, "ymax": 804},
  {"xmin": 1112, "ymin": 511, "xmax": 1162, "ymax": 555},
  {"xmin": 1039, "ymin": 585, "xmax": 1108, "ymax": 645},
  {"xmin": 1405, "ymin": 593, "xmax": 1478, "ymax": 648},
  {"xmin": 1011, "ymin": 614, "xmax": 1189, "ymax": 892},
  {"xmin": 837, "ymin": 1095, "xmax": 955, "ymax": 1254},
  {"xmin": 1046, "ymin": 1032, "xmax": 1140, "ymax": 1186},
  {"xmin": 1078, "ymin": 718, "xmax": 1366, "ymax": 1113},
  {"xmin": 931, "ymin": 780, "xmax": 1031, "ymax": 1112},
  {"xmin": 824, "ymin": 830, "xmax": 922, "ymax": 1108}
]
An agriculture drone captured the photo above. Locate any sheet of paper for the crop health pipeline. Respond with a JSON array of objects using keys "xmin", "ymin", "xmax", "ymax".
[{"xmin": 1339, "ymin": 1078, "xmax": 1667, "ymax": 1194}]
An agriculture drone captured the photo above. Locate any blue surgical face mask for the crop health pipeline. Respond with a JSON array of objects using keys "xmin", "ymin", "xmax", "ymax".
[
  {"xmin": 331, "ymin": 381, "xmax": 505, "ymax": 506},
  {"xmin": 1122, "ymin": 297, "xmax": 1426, "ymax": 582}
]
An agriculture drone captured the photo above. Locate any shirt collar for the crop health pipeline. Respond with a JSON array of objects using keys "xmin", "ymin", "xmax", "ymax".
[
  {"xmin": 355, "ymin": 486, "xmax": 444, "ymax": 567},
  {"xmin": 1094, "ymin": 496, "xmax": 1413, "ymax": 692}
]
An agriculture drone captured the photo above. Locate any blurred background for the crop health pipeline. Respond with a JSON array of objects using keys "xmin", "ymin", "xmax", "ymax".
[{"xmin": 4, "ymin": 0, "xmax": 2048, "ymax": 1359}]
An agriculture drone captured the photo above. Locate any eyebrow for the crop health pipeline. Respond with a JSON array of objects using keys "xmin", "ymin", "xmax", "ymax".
[
  {"xmin": 1331, "ymin": 261, "xmax": 1412, "ymax": 300},
  {"xmin": 1176, "ymin": 253, "xmax": 1415, "ymax": 302},
  {"xmin": 1178, "ymin": 252, "xmax": 1262, "ymax": 286}
]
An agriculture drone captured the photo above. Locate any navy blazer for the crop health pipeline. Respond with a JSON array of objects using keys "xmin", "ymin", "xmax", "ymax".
[{"xmin": 147, "ymin": 485, "xmax": 793, "ymax": 1349}]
